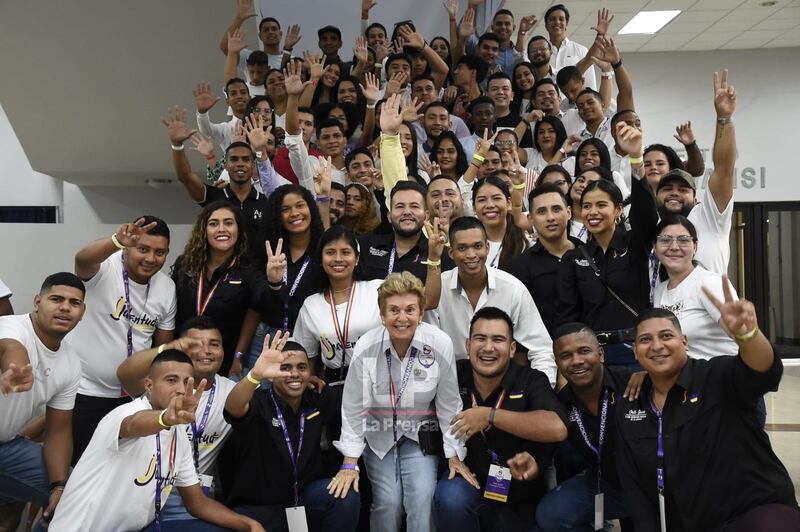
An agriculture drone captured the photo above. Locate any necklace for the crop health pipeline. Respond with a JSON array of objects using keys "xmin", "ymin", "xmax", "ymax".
[{"xmin": 333, "ymin": 285, "xmax": 353, "ymax": 293}]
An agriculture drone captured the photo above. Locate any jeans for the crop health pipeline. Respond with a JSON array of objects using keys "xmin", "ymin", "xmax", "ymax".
[
  {"xmin": 234, "ymin": 478, "xmax": 359, "ymax": 532},
  {"xmin": 434, "ymin": 475, "xmax": 535, "ymax": 532},
  {"xmin": 0, "ymin": 437, "xmax": 48, "ymax": 506},
  {"xmin": 141, "ymin": 490, "xmax": 228, "ymax": 531},
  {"xmin": 362, "ymin": 438, "xmax": 438, "ymax": 532},
  {"xmin": 535, "ymin": 471, "xmax": 629, "ymax": 532}
]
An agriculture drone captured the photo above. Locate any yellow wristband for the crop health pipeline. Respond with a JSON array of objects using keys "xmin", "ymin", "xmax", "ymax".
[
  {"xmin": 628, "ymin": 155, "xmax": 644, "ymax": 165},
  {"xmin": 422, "ymin": 258, "xmax": 441, "ymax": 267},
  {"xmin": 512, "ymin": 182, "xmax": 526, "ymax": 190},
  {"xmin": 735, "ymin": 325, "xmax": 759, "ymax": 343},
  {"xmin": 157, "ymin": 343, "xmax": 167, "ymax": 354},
  {"xmin": 111, "ymin": 233, "xmax": 126, "ymax": 250},
  {"xmin": 157, "ymin": 409, "xmax": 171, "ymax": 429},
  {"xmin": 246, "ymin": 371, "xmax": 261, "ymax": 386},
  {"xmin": 472, "ymin": 153, "xmax": 485, "ymax": 162}
]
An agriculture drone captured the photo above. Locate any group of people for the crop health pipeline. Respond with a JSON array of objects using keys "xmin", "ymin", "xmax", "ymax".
[{"xmin": 1, "ymin": 0, "xmax": 798, "ymax": 531}]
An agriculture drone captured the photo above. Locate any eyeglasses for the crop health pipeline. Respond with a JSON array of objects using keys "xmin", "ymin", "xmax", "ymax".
[
  {"xmin": 656, "ymin": 235, "xmax": 695, "ymax": 248},
  {"xmin": 529, "ymin": 46, "xmax": 550, "ymax": 53}
]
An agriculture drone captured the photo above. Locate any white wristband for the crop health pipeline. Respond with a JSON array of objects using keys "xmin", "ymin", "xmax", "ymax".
[{"xmin": 171, "ymin": 144, "xmax": 185, "ymax": 151}]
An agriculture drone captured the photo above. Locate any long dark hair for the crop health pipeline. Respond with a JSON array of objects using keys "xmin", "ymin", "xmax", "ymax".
[
  {"xmin": 311, "ymin": 57, "xmax": 342, "ymax": 108},
  {"xmin": 316, "ymin": 225, "xmax": 362, "ymax": 290},
  {"xmin": 472, "ymin": 176, "xmax": 529, "ymax": 268},
  {"xmin": 533, "ymin": 115, "xmax": 567, "ymax": 157},
  {"xmin": 175, "ymin": 201, "xmax": 248, "ymax": 281},
  {"xmin": 575, "ymin": 138, "xmax": 612, "ymax": 173},
  {"xmin": 343, "ymin": 183, "xmax": 381, "ymax": 235},
  {"xmin": 511, "ymin": 62, "xmax": 537, "ymax": 115},
  {"xmin": 264, "ymin": 185, "xmax": 324, "ymax": 252},
  {"xmin": 430, "ymin": 36, "xmax": 453, "ymax": 84},
  {"xmin": 332, "ymin": 76, "xmax": 367, "ymax": 124},
  {"xmin": 400, "ymin": 121, "xmax": 420, "ymax": 178},
  {"xmin": 315, "ymin": 102, "xmax": 358, "ymax": 139},
  {"xmin": 644, "ymin": 144, "xmax": 685, "ymax": 171},
  {"xmin": 244, "ymin": 95, "xmax": 275, "ymax": 128},
  {"xmin": 430, "ymin": 131, "xmax": 469, "ymax": 178}
]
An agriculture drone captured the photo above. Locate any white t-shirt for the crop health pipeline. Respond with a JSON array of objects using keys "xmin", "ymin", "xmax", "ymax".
[
  {"xmin": 180, "ymin": 375, "xmax": 235, "ymax": 474},
  {"xmin": 293, "ymin": 279, "xmax": 383, "ymax": 369},
  {"xmin": 688, "ymin": 183, "xmax": 733, "ymax": 276},
  {"xmin": 653, "ymin": 266, "xmax": 738, "ymax": 360},
  {"xmin": 49, "ymin": 397, "xmax": 197, "ymax": 532},
  {"xmin": 487, "ymin": 240, "xmax": 502, "ymax": 269},
  {"xmin": 0, "ymin": 315, "xmax": 81, "ymax": 441},
  {"xmin": 69, "ymin": 251, "xmax": 177, "ymax": 398}
]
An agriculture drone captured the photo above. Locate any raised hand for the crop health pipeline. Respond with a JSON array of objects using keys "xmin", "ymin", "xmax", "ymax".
[
  {"xmin": 284, "ymin": 24, "xmax": 302, "ymax": 50},
  {"xmin": 251, "ymin": 331, "xmax": 293, "ymax": 381},
  {"xmin": 702, "ymin": 275, "xmax": 756, "ymax": 338},
  {"xmin": 508, "ymin": 148, "xmax": 526, "ymax": 186},
  {"xmin": 475, "ymin": 128, "xmax": 498, "ymax": 158},
  {"xmin": 713, "ymin": 69, "xmax": 736, "ymax": 118},
  {"xmin": 380, "ymin": 93, "xmax": 403, "ymax": 135},
  {"xmin": 519, "ymin": 15, "xmax": 538, "ymax": 34},
  {"xmin": 227, "ymin": 28, "xmax": 248, "ymax": 55},
  {"xmin": 370, "ymin": 168, "xmax": 384, "ymax": 191},
  {"xmin": 190, "ymin": 134, "xmax": 215, "ymax": 158},
  {"xmin": 161, "ymin": 106, "xmax": 199, "ymax": 146},
  {"xmin": 459, "ymin": 8, "xmax": 476, "ymax": 39},
  {"xmin": 1, "ymin": 363, "xmax": 33, "ymax": 396},
  {"xmin": 163, "ymin": 377, "xmax": 208, "ymax": 426},
  {"xmin": 442, "ymin": 85, "xmax": 459, "ymax": 104},
  {"xmin": 265, "ymin": 238, "xmax": 287, "ymax": 285},
  {"xmin": 314, "ymin": 156, "xmax": 333, "ymax": 196},
  {"xmin": 594, "ymin": 35, "xmax": 621, "ymax": 67},
  {"xmin": 673, "ymin": 121, "xmax": 695, "ymax": 146},
  {"xmin": 397, "ymin": 25, "xmax": 425, "ymax": 49},
  {"xmin": 114, "ymin": 217, "xmax": 159, "ymax": 248},
  {"xmin": 304, "ymin": 52, "xmax": 325, "ymax": 81},
  {"xmin": 361, "ymin": 0, "xmax": 377, "ymax": 17},
  {"xmin": 561, "ymin": 133, "xmax": 583, "ymax": 155},
  {"xmin": 507, "ymin": 452, "xmax": 539, "ymax": 481},
  {"xmin": 443, "ymin": 0, "xmax": 457, "ymax": 19},
  {"xmin": 448, "ymin": 456, "xmax": 480, "ymax": 489},
  {"xmin": 614, "ymin": 123, "xmax": 643, "ymax": 157},
  {"xmin": 236, "ymin": 0, "xmax": 257, "ymax": 21},
  {"xmin": 400, "ymin": 96, "xmax": 424, "ymax": 123},
  {"xmin": 193, "ymin": 82, "xmax": 221, "ymax": 114},
  {"xmin": 171, "ymin": 337, "xmax": 205, "ymax": 360},
  {"xmin": 360, "ymin": 72, "xmax": 380, "ymax": 105},
  {"xmin": 354, "ymin": 36, "xmax": 369, "ymax": 65},
  {"xmin": 592, "ymin": 8, "xmax": 614, "ymax": 35},
  {"xmin": 374, "ymin": 41, "xmax": 389, "ymax": 62},
  {"xmin": 453, "ymin": 93, "xmax": 469, "ymax": 119},
  {"xmin": 424, "ymin": 217, "xmax": 447, "ymax": 261},
  {"xmin": 231, "ymin": 121, "xmax": 247, "ymax": 143},
  {"xmin": 524, "ymin": 109, "xmax": 545, "ymax": 125},
  {"xmin": 284, "ymin": 61, "xmax": 311, "ymax": 96},
  {"xmin": 245, "ymin": 114, "xmax": 272, "ymax": 150},
  {"xmin": 385, "ymin": 71, "xmax": 409, "ymax": 96}
]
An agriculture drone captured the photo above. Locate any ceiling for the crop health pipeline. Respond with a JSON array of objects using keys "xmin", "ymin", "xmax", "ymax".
[{"xmin": 503, "ymin": 0, "xmax": 800, "ymax": 51}]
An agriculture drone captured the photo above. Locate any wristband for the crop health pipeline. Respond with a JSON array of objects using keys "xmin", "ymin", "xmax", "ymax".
[
  {"xmin": 559, "ymin": 147, "xmax": 567, "ymax": 156},
  {"xmin": 472, "ymin": 153, "xmax": 485, "ymax": 163},
  {"xmin": 374, "ymin": 62, "xmax": 383, "ymax": 69},
  {"xmin": 158, "ymin": 409, "xmax": 172, "ymax": 429},
  {"xmin": 311, "ymin": 79, "xmax": 319, "ymax": 86},
  {"xmin": 283, "ymin": 48, "xmax": 292, "ymax": 54},
  {"xmin": 234, "ymin": 351, "xmax": 244, "ymax": 361},
  {"xmin": 49, "ymin": 480, "xmax": 67, "ymax": 491},
  {"xmin": 512, "ymin": 182, "xmax": 526, "ymax": 190},
  {"xmin": 157, "ymin": 343, "xmax": 167, "ymax": 354},
  {"xmin": 611, "ymin": 59, "xmax": 623, "ymax": 69},
  {"xmin": 717, "ymin": 117, "xmax": 731, "ymax": 126},
  {"xmin": 268, "ymin": 280, "xmax": 283, "ymax": 288},
  {"xmin": 422, "ymin": 258, "xmax": 441, "ymax": 267},
  {"xmin": 255, "ymin": 150, "xmax": 263, "ymax": 159},
  {"xmin": 111, "ymin": 233, "xmax": 126, "ymax": 250},
  {"xmin": 246, "ymin": 371, "xmax": 262, "ymax": 385},
  {"xmin": 205, "ymin": 154, "xmax": 216, "ymax": 161},
  {"xmin": 316, "ymin": 195, "xmax": 331, "ymax": 203},
  {"xmin": 366, "ymin": 102, "xmax": 376, "ymax": 109},
  {"xmin": 340, "ymin": 463, "xmax": 360, "ymax": 472},
  {"xmin": 488, "ymin": 407, "xmax": 497, "ymax": 427},
  {"xmin": 735, "ymin": 325, "xmax": 759, "ymax": 343},
  {"xmin": 171, "ymin": 144, "xmax": 185, "ymax": 151},
  {"xmin": 512, "ymin": 203, "xmax": 523, "ymax": 209},
  {"xmin": 628, "ymin": 155, "xmax": 644, "ymax": 165}
]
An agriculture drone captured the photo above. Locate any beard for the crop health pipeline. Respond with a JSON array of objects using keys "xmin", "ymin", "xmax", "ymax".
[
  {"xmin": 657, "ymin": 202, "xmax": 693, "ymax": 219},
  {"xmin": 392, "ymin": 219, "xmax": 425, "ymax": 238},
  {"xmin": 530, "ymin": 56, "xmax": 550, "ymax": 68}
]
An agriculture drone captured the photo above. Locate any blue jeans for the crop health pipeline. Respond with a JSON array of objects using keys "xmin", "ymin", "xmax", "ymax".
[
  {"xmin": 0, "ymin": 437, "xmax": 48, "ymax": 506},
  {"xmin": 234, "ymin": 478, "xmax": 359, "ymax": 532},
  {"xmin": 140, "ymin": 490, "xmax": 228, "ymax": 532},
  {"xmin": 434, "ymin": 475, "xmax": 535, "ymax": 532},
  {"xmin": 535, "ymin": 471, "xmax": 628, "ymax": 532},
  {"xmin": 362, "ymin": 438, "xmax": 438, "ymax": 532}
]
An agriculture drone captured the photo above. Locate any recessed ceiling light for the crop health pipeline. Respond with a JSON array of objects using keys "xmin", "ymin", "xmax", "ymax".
[{"xmin": 619, "ymin": 10, "xmax": 681, "ymax": 34}]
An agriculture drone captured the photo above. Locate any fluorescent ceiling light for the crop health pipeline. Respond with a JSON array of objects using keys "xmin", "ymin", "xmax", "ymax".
[{"xmin": 619, "ymin": 10, "xmax": 681, "ymax": 34}]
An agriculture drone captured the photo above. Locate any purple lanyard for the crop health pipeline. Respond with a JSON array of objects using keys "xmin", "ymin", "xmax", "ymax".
[
  {"xmin": 577, "ymin": 224, "xmax": 587, "ymax": 240},
  {"xmin": 572, "ymin": 390, "xmax": 609, "ymax": 492},
  {"xmin": 153, "ymin": 431, "xmax": 175, "ymax": 532},
  {"xmin": 384, "ymin": 346, "xmax": 418, "ymax": 444},
  {"xmin": 190, "ymin": 380, "xmax": 217, "ymax": 470},
  {"xmin": 649, "ymin": 251, "xmax": 660, "ymax": 289},
  {"xmin": 649, "ymin": 398, "xmax": 665, "ymax": 493},
  {"xmin": 387, "ymin": 243, "xmax": 396, "ymax": 276},
  {"xmin": 121, "ymin": 254, "xmax": 150, "ymax": 396},
  {"xmin": 282, "ymin": 256, "xmax": 311, "ymax": 332},
  {"xmin": 269, "ymin": 389, "xmax": 306, "ymax": 506}
]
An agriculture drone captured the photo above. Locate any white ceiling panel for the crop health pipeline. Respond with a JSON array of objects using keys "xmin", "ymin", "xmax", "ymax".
[
  {"xmin": 752, "ymin": 18, "xmax": 800, "ymax": 30},
  {"xmin": 692, "ymin": 0, "xmax": 746, "ymax": 8}
]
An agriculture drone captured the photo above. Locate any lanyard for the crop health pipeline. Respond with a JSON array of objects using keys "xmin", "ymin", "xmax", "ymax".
[
  {"xmin": 328, "ymin": 283, "xmax": 356, "ymax": 351},
  {"xmin": 489, "ymin": 243, "xmax": 502, "ymax": 268},
  {"xmin": 269, "ymin": 389, "xmax": 306, "ymax": 506},
  {"xmin": 190, "ymin": 379, "xmax": 217, "ymax": 471},
  {"xmin": 649, "ymin": 397, "xmax": 665, "ymax": 493},
  {"xmin": 572, "ymin": 390, "xmax": 609, "ymax": 492},
  {"xmin": 121, "ymin": 254, "xmax": 150, "ymax": 397},
  {"xmin": 387, "ymin": 243, "xmax": 396, "ymax": 276},
  {"xmin": 196, "ymin": 259, "xmax": 236, "ymax": 316},
  {"xmin": 577, "ymin": 224, "xmax": 587, "ymax": 240},
  {"xmin": 470, "ymin": 389, "xmax": 507, "ymax": 464},
  {"xmin": 282, "ymin": 256, "xmax": 311, "ymax": 332},
  {"xmin": 384, "ymin": 346, "xmax": 418, "ymax": 445},
  {"xmin": 649, "ymin": 251, "xmax": 660, "ymax": 289},
  {"xmin": 153, "ymin": 430, "xmax": 177, "ymax": 532}
]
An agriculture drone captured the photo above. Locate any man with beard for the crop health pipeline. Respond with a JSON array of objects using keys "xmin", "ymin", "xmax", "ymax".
[
  {"xmin": 329, "ymin": 183, "xmax": 346, "ymax": 225},
  {"xmin": 530, "ymin": 78, "xmax": 584, "ymax": 138},
  {"xmin": 526, "ymin": 35, "xmax": 555, "ymax": 81},
  {"xmin": 359, "ymin": 181, "xmax": 455, "ymax": 283},
  {"xmin": 465, "ymin": 10, "xmax": 525, "ymax": 77},
  {"xmin": 653, "ymin": 70, "xmax": 737, "ymax": 276},
  {"xmin": 427, "ymin": 175, "xmax": 467, "ymax": 232},
  {"xmin": 194, "ymin": 79, "xmax": 250, "ymax": 152},
  {"xmin": 434, "ymin": 307, "xmax": 568, "ymax": 531},
  {"xmin": 419, "ymin": 101, "xmax": 454, "ymax": 161},
  {"xmin": 411, "ymin": 75, "xmax": 471, "ymax": 143}
]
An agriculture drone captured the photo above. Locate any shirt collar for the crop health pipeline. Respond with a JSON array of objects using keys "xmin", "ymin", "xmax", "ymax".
[
  {"xmin": 453, "ymin": 266, "xmax": 493, "ymax": 291},
  {"xmin": 223, "ymin": 184, "xmax": 260, "ymax": 201},
  {"xmin": 464, "ymin": 362, "xmax": 522, "ymax": 402}
]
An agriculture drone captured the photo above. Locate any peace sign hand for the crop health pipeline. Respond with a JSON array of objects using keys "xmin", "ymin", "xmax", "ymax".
[
  {"xmin": 424, "ymin": 216, "xmax": 447, "ymax": 261},
  {"xmin": 265, "ymin": 238, "xmax": 287, "ymax": 285},
  {"xmin": 314, "ymin": 156, "xmax": 333, "ymax": 196},
  {"xmin": 114, "ymin": 217, "xmax": 158, "ymax": 248},
  {"xmin": 713, "ymin": 69, "xmax": 736, "ymax": 119},
  {"xmin": 475, "ymin": 129, "xmax": 498, "ymax": 158},
  {"xmin": 163, "ymin": 377, "xmax": 208, "ymax": 426},
  {"xmin": 252, "ymin": 331, "xmax": 293, "ymax": 381},
  {"xmin": 702, "ymin": 274, "xmax": 756, "ymax": 339},
  {"xmin": 1, "ymin": 363, "xmax": 33, "ymax": 396}
]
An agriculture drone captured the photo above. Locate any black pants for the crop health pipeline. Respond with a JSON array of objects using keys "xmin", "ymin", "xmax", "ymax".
[{"xmin": 71, "ymin": 393, "xmax": 131, "ymax": 465}]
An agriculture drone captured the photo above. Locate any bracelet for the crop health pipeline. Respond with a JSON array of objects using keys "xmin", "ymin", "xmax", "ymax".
[
  {"xmin": 611, "ymin": 59, "xmax": 623, "ymax": 69},
  {"xmin": 171, "ymin": 144, "xmax": 185, "ymax": 151},
  {"xmin": 157, "ymin": 343, "xmax": 167, "ymax": 354},
  {"xmin": 340, "ymin": 463, "xmax": 360, "ymax": 472},
  {"xmin": 512, "ymin": 182, "xmax": 526, "ymax": 190},
  {"xmin": 366, "ymin": 102, "xmax": 376, "ymax": 109},
  {"xmin": 283, "ymin": 48, "xmax": 292, "ymax": 54},
  {"xmin": 234, "ymin": 351, "xmax": 245, "ymax": 361},
  {"xmin": 311, "ymin": 79, "xmax": 319, "ymax": 86},
  {"xmin": 111, "ymin": 233, "xmax": 126, "ymax": 250},
  {"xmin": 601, "ymin": 73, "xmax": 613, "ymax": 81},
  {"xmin": 422, "ymin": 258, "xmax": 441, "ymax": 267},
  {"xmin": 470, "ymin": 162, "xmax": 481, "ymax": 169},
  {"xmin": 316, "ymin": 195, "xmax": 331, "ymax": 203},
  {"xmin": 246, "ymin": 371, "xmax": 262, "ymax": 386},
  {"xmin": 157, "ymin": 409, "xmax": 171, "ymax": 429},
  {"xmin": 49, "ymin": 480, "xmax": 67, "ymax": 491},
  {"xmin": 717, "ymin": 116, "xmax": 731, "ymax": 126},
  {"xmin": 488, "ymin": 407, "xmax": 497, "ymax": 427},
  {"xmin": 255, "ymin": 150, "xmax": 263, "ymax": 159},
  {"xmin": 512, "ymin": 203, "xmax": 523, "ymax": 209},
  {"xmin": 628, "ymin": 155, "xmax": 644, "ymax": 165},
  {"xmin": 268, "ymin": 280, "xmax": 283, "ymax": 288},
  {"xmin": 205, "ymin": 154, "xmax": 216, "ymax": 161},
  {"xmin": 472, "ymin": 153, "xmax": 485, "ymax": 162},
  {"xmin": 735, "ymin": 325, "xmax": 759, "ymax": 343}
]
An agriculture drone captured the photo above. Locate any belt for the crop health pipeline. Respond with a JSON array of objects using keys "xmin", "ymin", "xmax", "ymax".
[
  {"xmin": 595, "ymin": 328, "xmax": 635, "ymax": 346},
  {"xmin": 323, "ymin": 365, "xmax": 349, "ymax": 385}
]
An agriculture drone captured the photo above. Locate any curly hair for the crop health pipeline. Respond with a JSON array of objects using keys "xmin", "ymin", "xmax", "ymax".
[
  {"xmin": 263, "ymin": 185, "xmax": 325, "ymax": 250},
  {"xmin": 343, "ymin": 183, "xmax": 381, "ymax": 235},
  {"xmin": 176, "ymin": 201, "xmax": 248, "ymax": 281}
]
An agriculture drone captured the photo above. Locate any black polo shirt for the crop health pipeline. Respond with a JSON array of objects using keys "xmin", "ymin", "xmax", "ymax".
[
  {"xmin": 171, "ymin": 255, "xmax": 271, "ymax": 374},
  {"xmin": 557, "ymin": 366, "xmax": 632, "ymax": 488},
  {"xmin": 201, "ymin": 184, "xmax": 269, "ymax": 269},
  {"xmin": 555, "ymin": 176, "xmax": 658, "ymax": 331},
  {"xmin": 615, "ymin": 354, "xmax": 796, "ymax": 532},
  {"xmin": 504, "ymin": 237, "xmax": 583, "ymax": 335},
  {"xmin": 358, "ymin": 232, "xmax": 455, "ymax": 283},
  {"xmin": 456, "ymin": 360, "xmax": 569, "ymax": 512},
  {"xmin": 220, "ymin": 387, "xmax": 336, "ymax": 507},
  {"xmin": 261, "ymin": 251, "xmax": 325, "ymax": 333}
]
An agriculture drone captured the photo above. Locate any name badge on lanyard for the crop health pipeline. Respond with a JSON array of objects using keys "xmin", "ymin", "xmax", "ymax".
[
  {"xmin": 572, "ymin": 390, "xmax": 609, "ymax": 531},
  {"xmin": 285, "ymin": 506, "xmax": 309, "ymax": 532},
  {"xmin": 650, "ymin": 397, "xmax": 667, "ymax": 532},
  {"xmin": 470, "ymin": 391, "xmax": 511, "ymax": 502}
]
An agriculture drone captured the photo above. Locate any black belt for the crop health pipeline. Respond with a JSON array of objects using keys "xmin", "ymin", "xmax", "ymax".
[
  {"xmin": 323, "ymin": 365, "xmax": 349, "ymax": 385},
  {"xmin": 595, "ymin": 328, "xmax": 635, "ymax": 346}
]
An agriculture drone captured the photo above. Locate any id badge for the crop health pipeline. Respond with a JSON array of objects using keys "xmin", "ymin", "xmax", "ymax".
[
  {"xmin": 658, "ymin": 492, "xmax": 667, "ymax": 532},
  {"xmin": 285, "ymin": 506, "xmax": 309, "ymax": 532},
  {"xmin": 199, "ymin": 474, "xmax": 215, "ymax": 497},
  {"xmin": 483, "ymin": 464, "xmax": 511, "ymax": 503},
  {"xmin": 594, "ymin": 492, "xmax": 604, "ymax": 531}
]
